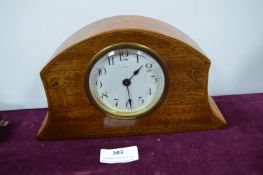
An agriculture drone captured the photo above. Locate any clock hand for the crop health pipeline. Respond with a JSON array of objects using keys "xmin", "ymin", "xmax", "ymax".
[
  {"xmin": 129, "ymin": 65, "xmax": 143, "ymax": 80},
  {"xmin": 126, "ymin": 86, "xmax": 132, "ymax": 110},
  {"xmin": 122, "ymin": 79, "xmax": 132, "ymax": 109}
]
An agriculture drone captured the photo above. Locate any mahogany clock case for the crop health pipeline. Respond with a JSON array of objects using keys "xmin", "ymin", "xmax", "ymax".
[{"xmin": 37, "ymin": 15, "xmax": 227, "ymax": 140}]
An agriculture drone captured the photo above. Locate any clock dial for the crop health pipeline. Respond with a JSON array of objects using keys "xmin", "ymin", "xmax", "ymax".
[{"xmin": 87, "ymin": 44, "xmax": 167, "ymax": 118}]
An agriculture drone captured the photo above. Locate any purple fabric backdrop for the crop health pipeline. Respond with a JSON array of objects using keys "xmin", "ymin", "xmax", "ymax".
[{"xmin": 0, "ymin": 94, "xmax": 263, "ymax": 175}]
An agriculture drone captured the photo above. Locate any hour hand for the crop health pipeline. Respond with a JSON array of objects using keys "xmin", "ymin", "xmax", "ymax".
[{"xmin": 129, "ymin": 65, "xmax": 143, "ymax": 80}]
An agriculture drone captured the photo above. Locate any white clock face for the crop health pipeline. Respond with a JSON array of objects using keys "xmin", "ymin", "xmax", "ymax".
[{"xmin": 87, "ymin": 46, "xmax": 166, "ymax": 118}]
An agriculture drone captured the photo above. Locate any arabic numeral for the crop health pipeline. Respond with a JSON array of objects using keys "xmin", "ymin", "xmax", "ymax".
[
  {"xmin": 98, "ymin": 67, "xmax": 106, "ymax": 76},
  {"xmin": 151, "ymin": 75, "xmax": 158, "ymax": 83},
  {"xmin": 138, "ymin": 96, "xmax": 144, "ymax": 104},
  {"xmin": 145, "ymin": 63, "xmax": 153, "ymax": 72},
  {"xmin": 113, "ymin": 150, "xmax": 123, "ymax": 155},
  {"xmin": 114, "ymin": 98, "xmax": 119, "ymax": 107},
  {"xmin": 119, "ymin": 50, "xmax": 129, "ymax": 61},
  {"xmin": 107, "ymin": 56, "xmax": 115, "ymax": 65}
]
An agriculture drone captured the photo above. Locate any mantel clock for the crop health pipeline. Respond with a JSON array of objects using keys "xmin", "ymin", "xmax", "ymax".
[{"xmin": 37, "ymin": 16, "xmax": 227, "ymax": 140}]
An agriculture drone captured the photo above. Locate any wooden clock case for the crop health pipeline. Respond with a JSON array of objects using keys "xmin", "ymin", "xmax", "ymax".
[{"xmin": 37, "ymin": 15, "xmax": 227, "ymax": 140}]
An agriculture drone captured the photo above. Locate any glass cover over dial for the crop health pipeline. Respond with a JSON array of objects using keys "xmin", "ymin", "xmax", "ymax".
[{"xmin": 87, "ymin": 44, "xmax": 166, "ymax": 119}]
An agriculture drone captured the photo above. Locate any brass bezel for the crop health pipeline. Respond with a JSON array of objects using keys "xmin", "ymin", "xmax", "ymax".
[{"xmin": 84, "ymin": 43, "xmax": 169, "ymax": 119}]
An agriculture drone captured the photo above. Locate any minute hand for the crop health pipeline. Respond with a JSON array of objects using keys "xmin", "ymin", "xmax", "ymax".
[
  {"xmin": 126, "ymin": 86, "xmax": 132, "ymax": 109},
  {"xmin": 129, "ymin": 65, "xmax": 143, "ymax": 80}
]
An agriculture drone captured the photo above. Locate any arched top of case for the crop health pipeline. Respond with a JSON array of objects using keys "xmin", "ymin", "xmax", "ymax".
[{"xmin": 51, "ymin": 15, "xmax": 205, "ymax": 59}]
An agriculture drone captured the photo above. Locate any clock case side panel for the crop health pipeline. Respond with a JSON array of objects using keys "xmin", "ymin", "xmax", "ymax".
[
  {"xmin": 37, "ymin": 70, "xmax": 65, "ymax": 139},
  {"xmin": 37, "ymin": 72, "xmax": 52, "ymax": 139}
]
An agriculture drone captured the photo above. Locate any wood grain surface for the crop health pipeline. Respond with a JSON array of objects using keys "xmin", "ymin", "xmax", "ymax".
[{"xmin": 37, "ymin": 15, "xmax": 227, "ymax": 140}]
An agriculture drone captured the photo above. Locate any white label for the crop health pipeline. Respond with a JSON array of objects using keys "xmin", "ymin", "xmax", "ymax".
[{"xmin": 100, "ymin": 146, "xmax": 139, "ymax": 164}]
